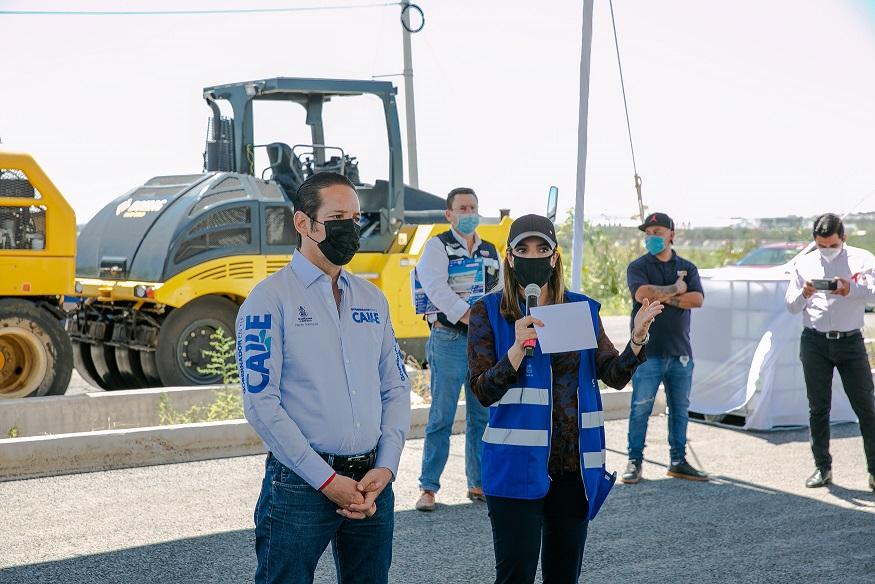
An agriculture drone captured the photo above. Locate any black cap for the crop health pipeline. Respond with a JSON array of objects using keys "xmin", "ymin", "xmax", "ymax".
[
  {"xmin": 638, "ymin": 212, "xmax": 675, "ymax": 232},
  {"xmin": 508, "ymin": 214, "xmax": 557, "ymax": 250}
]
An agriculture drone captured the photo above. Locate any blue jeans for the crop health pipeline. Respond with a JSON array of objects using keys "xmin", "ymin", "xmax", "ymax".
[
  {"xmin": 254, "ymin": 454, "xmax": 394, "ymax": 584},
  {"xmin": 419, "ymin": 326, "xmax": 489, "ymax": 492},
  {"xmin": 627, "ymin": 356, "xmax": 694, "ymax": 464}
]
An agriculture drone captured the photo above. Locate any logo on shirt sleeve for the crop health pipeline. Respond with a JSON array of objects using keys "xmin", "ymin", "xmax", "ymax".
[
  {"xmin": 394, "ymin": 342, "xmax": 408, "ymax": 382},
  {"xmin": 238, "ymin": 314, "xmax": 272, "ymax": 393}
]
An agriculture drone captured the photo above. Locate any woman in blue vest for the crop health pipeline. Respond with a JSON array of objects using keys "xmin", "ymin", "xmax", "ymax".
[{"xmin": 468, "ymin": 214, "xmax": 662, "ymax": 584}]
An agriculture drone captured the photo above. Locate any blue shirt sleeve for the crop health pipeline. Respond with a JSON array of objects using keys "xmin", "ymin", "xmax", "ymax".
[
  {"xmin": 237, "ymin": 287, "xmax": 335, "ymax": 489},
  {"xmin": 374, "ymin": 296, "xmax": 412, "ymax": 478},
  {"xmin": 627, "ymin": 259, "xmax": 649, "ymax": 298}
]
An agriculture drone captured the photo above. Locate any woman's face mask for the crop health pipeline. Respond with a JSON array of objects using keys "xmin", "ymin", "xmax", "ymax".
[{"xmin": 512, "ymin": 254, "xmax": 555, "ymax": 288}]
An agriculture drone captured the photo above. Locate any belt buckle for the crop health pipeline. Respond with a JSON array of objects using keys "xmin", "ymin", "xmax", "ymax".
[{"xmin": 826, "ymin": 331, "xmax": 841, "ymax": 340}]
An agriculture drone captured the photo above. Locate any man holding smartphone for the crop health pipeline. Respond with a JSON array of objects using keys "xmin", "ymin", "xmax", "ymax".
[{"xmin": 786, "ymin": 213, "xmax": 875, "ymax": 491}]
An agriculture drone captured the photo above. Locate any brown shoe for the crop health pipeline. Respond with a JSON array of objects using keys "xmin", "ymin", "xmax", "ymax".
[
  {"xmin": 467, "ymin": 487, "xmax": 486, "ymax": 502},
  {"xmin": 415, "ymin": 490, "xmax": 436, "ymax": 512}
]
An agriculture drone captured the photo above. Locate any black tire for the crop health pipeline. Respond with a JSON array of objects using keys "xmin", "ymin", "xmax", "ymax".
[
  {"xmin": 0, "ymin": 298, "xmax": 73, "ymax": 398},
  {"xmin": 114, "ymin": 347, "xmax": 150, "ymax": 389},
  {"xmin": 72, "ymin": 339, "xmax": 108, "ymax": 390},
  {"xmin": 137, "ymin": 349, "xmax": 163, "ymax": 387},
  {"xmin": 156, "ymin": 296, "xmax": 238, "ymax": 387},
  {"xmin": 90, "ymin": 342, "xmax": 137, "ymax": 390}
]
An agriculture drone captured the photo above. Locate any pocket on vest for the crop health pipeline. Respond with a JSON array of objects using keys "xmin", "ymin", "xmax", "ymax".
[{"xmin": 482, "ymin": 444, "xmax": 546, "ymax": 499}]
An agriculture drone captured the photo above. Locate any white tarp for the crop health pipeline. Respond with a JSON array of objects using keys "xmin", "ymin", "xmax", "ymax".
[{"xmin": 689, "ymin": 265, "xmax": 858, "ymax": 430}]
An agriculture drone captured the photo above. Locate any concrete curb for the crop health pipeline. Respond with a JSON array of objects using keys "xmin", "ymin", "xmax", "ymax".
[{"xmin": 0, "ymin": 387, "xmax": 662, "ymax": 482}]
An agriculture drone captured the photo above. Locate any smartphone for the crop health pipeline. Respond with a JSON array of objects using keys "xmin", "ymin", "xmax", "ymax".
[{"xmin": 811, "ymin": 279, "xmax": 838, "ymax": 291}]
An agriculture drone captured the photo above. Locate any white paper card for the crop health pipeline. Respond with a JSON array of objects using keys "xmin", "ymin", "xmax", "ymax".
[{"xmin": 529, "ymin": 301, "xmax": 598, "ymax": 354}]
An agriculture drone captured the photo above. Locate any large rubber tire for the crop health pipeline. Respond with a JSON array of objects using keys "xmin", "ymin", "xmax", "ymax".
[
  {"xmin": 156, "ymin": 296, "xmax": 238, "ymax": 387},
  {"xmin": 137, "ymin": 350, "xmax": 163, "ymax": 387},
  {"xmin": 90, "ymin": 342, "xmax": 139, "ymax": 390},
  {"xmin": 0, "ymin": 299, "xmax": 73, "ymax": 398},
  {"xmin": 72, "ymin": 339, "xmax": 108, "ymax": 390},
  {"xmin": 114, "ymin": 347, "xmax": 150, "ymax": 389}
]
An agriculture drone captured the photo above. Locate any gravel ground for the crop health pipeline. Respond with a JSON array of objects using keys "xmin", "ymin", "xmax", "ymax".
[{"xmin": 1, "ymin": 418, "xmax": 873, "ymax": 583}]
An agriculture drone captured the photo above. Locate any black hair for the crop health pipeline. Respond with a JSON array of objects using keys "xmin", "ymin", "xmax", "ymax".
[
  {"xmin": 812, "ymin": 213, "xmax": 844, "ymax": 240},
  {"xmin": 446, "ymin": 187, "xmax": 477, "ymax": 211},
  {"xmin": 293, "ymin": 172, "xmax": 356, "ymax": 248}
]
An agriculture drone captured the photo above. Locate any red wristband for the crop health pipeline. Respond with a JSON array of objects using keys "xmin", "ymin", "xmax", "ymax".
[{"xmin": 319, "ymin": 472, "xmax": 337, "ymax": 491}]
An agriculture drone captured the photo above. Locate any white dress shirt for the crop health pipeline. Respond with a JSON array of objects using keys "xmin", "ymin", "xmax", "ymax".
[
  {"xmin": 416, "ymin": 228, "xmax": 502, "ymax": 324},
  {"xmin": 785, "ymin": 244, "xmax": 875, "ymax": 332}
]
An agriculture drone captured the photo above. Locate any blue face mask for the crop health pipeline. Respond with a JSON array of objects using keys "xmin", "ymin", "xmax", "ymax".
[
  {"xmin": 645, "ymin": 235, "xmax": 666, "ymax": 255},
  {"xmin": 455, "ymin": 213, "xmax": 480, "ymax": 235}
]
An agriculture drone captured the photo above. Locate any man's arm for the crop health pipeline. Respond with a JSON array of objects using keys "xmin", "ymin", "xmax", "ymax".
[
  {"xmin": 373, "ymin": 307, "xmax": 412, "ymax": 478},
  {"xmin": 663, "ymin": 265, "xmax": 704, "ymax": 309},
  {"xmin": 663, "ymin": 292, "xmax": 704, "ymax": 309},
  {"xmin": 635, "ymin": 281, "xmax": 687, "ymax": 304},
  {"xmin": 237, "ymin": 293, "xmax": 335, "ymax": 489},
  {"xmin": 785, "ymin": 264, "xmax": 811, "ymax": 314},
  {"xmin": 416, "ymin": 237, "xmax": 471, "ymax": 324}
]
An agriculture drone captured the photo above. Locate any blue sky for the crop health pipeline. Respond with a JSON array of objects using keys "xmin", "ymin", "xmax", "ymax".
[{"xmin": 1, "ymin": 0, "xmax": 874, "ymax": 227}]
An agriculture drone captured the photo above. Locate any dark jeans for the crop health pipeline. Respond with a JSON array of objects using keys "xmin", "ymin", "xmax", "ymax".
[
  {"xmin": 254, "ymin": 454, "xmax": 394, "ymax": 584},
  {"xmin": 485, "ymin": 473, "xmax": 589, "ymax": 584},
  {"xmin": 799, "ymin": 329, "xmax": 875, "ymax": 474}
]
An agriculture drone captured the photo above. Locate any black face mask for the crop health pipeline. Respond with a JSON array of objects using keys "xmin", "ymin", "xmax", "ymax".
[
  {"xmin": 308, "ymin": 217, "xmax": 361, "ymax": 266},
  {"xmin": 512, "ymin": 254, "xmax": 554, "ymax": 288}
]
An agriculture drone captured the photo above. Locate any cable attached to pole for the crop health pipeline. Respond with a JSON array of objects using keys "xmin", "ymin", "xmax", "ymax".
[{"xmin": 609, "ymin": 0, "xmax": 645, "ymax": 224}]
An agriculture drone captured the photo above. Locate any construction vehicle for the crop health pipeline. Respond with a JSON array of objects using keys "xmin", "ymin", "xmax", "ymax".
[
  {"xmin": 70, "ymin": 77, "xmax": 512, "ymax": 389},
  {"xmin": 0, "ymin": 152, "xmax": 76, "ymax": 398}
]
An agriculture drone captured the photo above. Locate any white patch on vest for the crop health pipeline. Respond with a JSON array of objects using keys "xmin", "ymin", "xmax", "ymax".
[
  {"xmin": 482, "ymin": 426, "xmax": 549, "ymax": 447},
  {"xmin": 580, "ymin": 411, "xmax": 604, "ymax": 429},
  {"xmin": 490, "ymin": 387, "xmax": 549, "ymax": 407},
  {"xmin": 679, "ymin": 356, "xmax": 690, "ymax": 367},
  {"xmin": 582, "ymin": 449, "xmax": 606, "ymax": 469}
]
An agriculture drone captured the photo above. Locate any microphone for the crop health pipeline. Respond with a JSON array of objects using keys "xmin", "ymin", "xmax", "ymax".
[{"xmin": 523, "ymin": 283, "xmax": 540, "ymax": 357}]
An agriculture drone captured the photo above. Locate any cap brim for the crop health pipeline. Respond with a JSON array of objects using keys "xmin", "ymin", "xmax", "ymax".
[{"xmin": 508, "ymin": 231, "xmax": 557, "ymax": 250}]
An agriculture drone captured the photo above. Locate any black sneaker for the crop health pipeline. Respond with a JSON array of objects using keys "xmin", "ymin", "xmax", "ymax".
[
  {"xmin": 805, "ymin": 468, "xmax": 832, "ymax": 488},
  {"xmin": 667, "ymin": 460, "xmax": 708, "ymax": 481},
  {"xmin": 621, "ymin": 460, "xmax": 642, "ymax": 484}
]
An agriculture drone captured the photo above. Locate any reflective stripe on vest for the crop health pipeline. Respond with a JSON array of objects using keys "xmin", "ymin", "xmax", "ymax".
[
  {"xmin": 490, "ymin": 386, "xmax": 550, "ymax": 407},
  {"xmin": 482, "ymin": 426, "xmax": 549, "ymax": 447},
  {"xmin": 580, "ymin": 410, "xmax": 604, "ymax": 429},
  {"xmin": 582, "ymin": 448, "xmax": 606, "ymax": 469}
]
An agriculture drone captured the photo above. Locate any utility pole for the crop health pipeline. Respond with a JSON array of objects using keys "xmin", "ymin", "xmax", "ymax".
[
  {"xmin": 400, "ymin": 1, "xmax": 419, "ymax": 188},
  {"xmin": 571, "ymin": 0, "xmax": 594, "ymax": 293}
]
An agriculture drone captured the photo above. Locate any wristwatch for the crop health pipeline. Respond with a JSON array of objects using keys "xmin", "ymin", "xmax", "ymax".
[{"xmin": 631, "ymin": 332, "xmax": 650, "ymax": 347}]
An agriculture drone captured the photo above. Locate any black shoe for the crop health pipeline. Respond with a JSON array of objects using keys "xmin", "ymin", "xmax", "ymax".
[
  {"xmin": 805, "ymin": 468, "xmax": 832, "ymax": 488},
  {"xmin": 667, "ymin": 460, "xmax": 708, "ymax": 481},
  {"xmin": 869, "ymin": 473, "xmax": 874, "ymax": 492},
  {"xmin": 621, "ymin": 460, "xmax": 642, "ymax": 484}
]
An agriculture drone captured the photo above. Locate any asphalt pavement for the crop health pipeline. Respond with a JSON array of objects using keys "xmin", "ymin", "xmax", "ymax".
[{"xmin": 2, "ymin": 418, "xmax": 873, "ymax": 583}]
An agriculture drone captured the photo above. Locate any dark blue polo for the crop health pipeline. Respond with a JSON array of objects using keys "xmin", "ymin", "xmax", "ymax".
[{"xmin": 627, "ymin": 251, "xmax": 704, "ymax": 358}]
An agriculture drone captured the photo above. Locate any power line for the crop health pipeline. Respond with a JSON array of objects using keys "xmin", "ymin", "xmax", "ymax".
[{"xmin": 0, "ymin": 2, "xmax": 398, "ymax": 17}]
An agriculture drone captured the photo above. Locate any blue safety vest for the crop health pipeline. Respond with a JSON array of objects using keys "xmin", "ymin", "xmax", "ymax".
[{"xmin": 480, "ymin": 291, "xmax": 616, "ymax": 521}]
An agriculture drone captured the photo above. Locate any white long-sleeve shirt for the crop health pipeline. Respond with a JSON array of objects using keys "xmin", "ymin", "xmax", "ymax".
[
  {"xmin": 416, "ymin": 229, "xmax": 502, "ymax": 324},
  {"xmin": 785, "ymin": 244, "xmax": 875, "ymax": 332}
]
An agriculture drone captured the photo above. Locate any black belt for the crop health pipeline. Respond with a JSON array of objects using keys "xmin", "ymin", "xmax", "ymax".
[
  {"xmin": 318, "ymin": 448, "xmax": 377, "ymax": 481},
  {"xmin": 804, "ymin": 328, "xmax": 862, "ymax": 340}
]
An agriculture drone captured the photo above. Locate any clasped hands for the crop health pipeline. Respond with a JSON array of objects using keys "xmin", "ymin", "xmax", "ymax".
[{"xmin": 322, "ymin": 467, "xmax": 393, "ymax": 520}]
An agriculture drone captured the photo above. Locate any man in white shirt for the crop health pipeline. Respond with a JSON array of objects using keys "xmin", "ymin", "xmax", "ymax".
[
  {"xmin": 414, "ymin": 187, "xmax": 502, "ymax": 511},
  {"xmin": 785, "ymin": 213, "xmax": 875, "ymax": 491}
]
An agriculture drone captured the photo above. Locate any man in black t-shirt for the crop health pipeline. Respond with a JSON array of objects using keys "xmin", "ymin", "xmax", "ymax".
[{"xmin": 622, "ymin": 212, "xmax": 708, "ymax": 484}]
